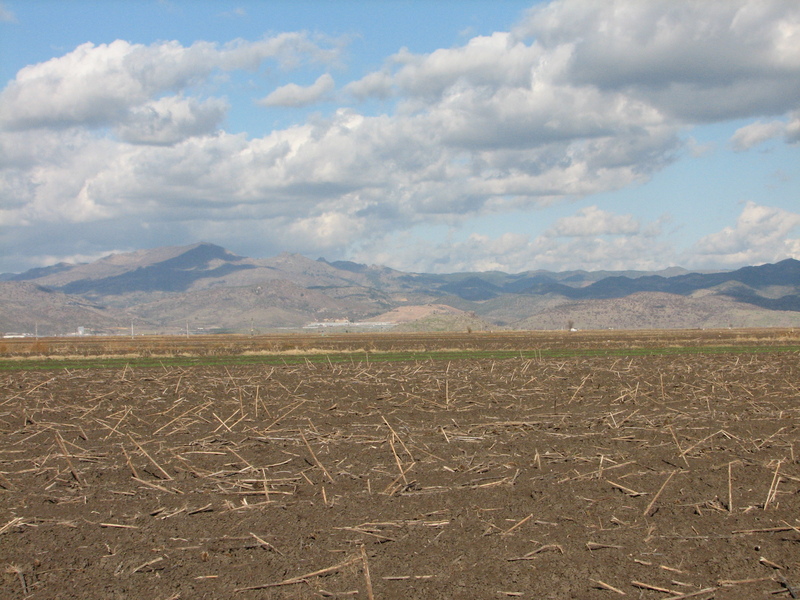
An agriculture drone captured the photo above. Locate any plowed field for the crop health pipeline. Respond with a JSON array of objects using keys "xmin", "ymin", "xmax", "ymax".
[{"xmin": 2, "ymin": 331, "xmax": 799, "ymax": 599}]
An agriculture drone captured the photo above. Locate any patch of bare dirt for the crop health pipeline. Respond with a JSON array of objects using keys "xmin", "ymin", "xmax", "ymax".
[
  {"xmin": 368, "ymin": 304, "xmax": 467, "ymax": 324},
  {"xmin": 1, "ymin": 339, "xmax": 799, "ymax": 599}
]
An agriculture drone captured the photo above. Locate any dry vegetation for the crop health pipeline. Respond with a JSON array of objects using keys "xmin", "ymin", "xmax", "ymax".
[
  {"xmin": 1, "ymin": 330, "xmax": 799, "ymax": 599},
  {"xmin": 1, "ymin": 327, "xmax": 799, "ymax": 360}
]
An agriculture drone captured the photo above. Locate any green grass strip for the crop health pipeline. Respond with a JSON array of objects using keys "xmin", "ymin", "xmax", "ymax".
[{"xmin": 1, "ymin": 344, "xmax": 798, "ymax": 371}]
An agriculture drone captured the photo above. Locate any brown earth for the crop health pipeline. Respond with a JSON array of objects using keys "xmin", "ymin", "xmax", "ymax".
[
  {"xmin": 368, "ymin": 304, "xmax": 467, "ymax": 324},
  {"xmin": 1, "ymin": 331, "xmax": 799, "ymax": 599}
]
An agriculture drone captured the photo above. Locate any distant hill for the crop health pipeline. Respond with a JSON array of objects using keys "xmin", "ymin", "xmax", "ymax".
[
  {"xmin": 0, "ymin": 282, "xmax": 131, "ymax": 336},
  {"xmin": 514, "ymin": 258, "xmax": 800, "ymax": 306},
  {"xmin": 510, "ymin": 292, "xmax": 800, "ymax": 331},
  {"xmin": 2, "ymin": 243, "xmax": 799, "ymax": 334}
]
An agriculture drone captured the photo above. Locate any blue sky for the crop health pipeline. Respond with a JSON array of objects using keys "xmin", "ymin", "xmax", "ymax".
[{"xmin": 1, "ymin": 0, "xmax": 798, "ymax": 274}]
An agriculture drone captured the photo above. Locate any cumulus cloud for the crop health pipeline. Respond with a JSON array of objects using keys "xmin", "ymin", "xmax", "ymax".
[
  {"xmin": 730, "ymin": 119, "xmax": 792, "ymax": 150},
  {"xmin": 515, "ymin": 0, "xmax": 800, "ymax": 121},
  {"xmin": 546, "ymin": 206, "xmax": 640, "ymax": 237},
  {"xmin": 689, "ymin": 202, "xmax": 800, "ymax": 267},
  {"xmin": 344, "ymin": 71, "xmax": 394, "ymax": 100},
  {"xmin": 259, "ymin": 73, "xmax": 335, "ymax": 107},
  {"xmin": 349, "ymin": 207, "xmax": 669, "ymax": 274},
  {"xmin": 115, "ymin": 96, "xmax": 228, "ymax": 145},
  {"xmin": 2, "ymin": 1, "xmax": 800, "ymax": 273},
  {"xmin": 788, "ymin": 111, "xmax": 800, "ymax": 143},
  {"xmin": 0, "ymin": 128, "xmax": 124, "ymax": 227},
  {"xmin": 390, "ymin": 32, "xmax": 539, "ymax": 100},
  {"xmin": 0, "ymin": 34, "xmax": 340, "ymax": 131}
]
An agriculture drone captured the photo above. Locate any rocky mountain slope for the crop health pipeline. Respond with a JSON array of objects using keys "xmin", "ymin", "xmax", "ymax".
[
  {"xmin": 2, "ymin": 242, "xmax": 799, "ymax": 334},
  {"xmin": 0, "ymin": 282, "xmax": 131, "ymax": 336}
]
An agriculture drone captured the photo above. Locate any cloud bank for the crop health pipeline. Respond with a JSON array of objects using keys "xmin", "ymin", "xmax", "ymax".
[{"xmin": 1, "ymin": 0, "xmax": 799, "ymax": 273}]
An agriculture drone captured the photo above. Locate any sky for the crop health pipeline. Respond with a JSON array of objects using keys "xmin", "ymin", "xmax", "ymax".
[{"xmin": 0, "ymin": 0, "xmax": 799, "ymax": 275}]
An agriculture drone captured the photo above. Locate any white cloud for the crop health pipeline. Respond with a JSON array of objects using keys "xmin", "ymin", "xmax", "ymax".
[
  {"xmin": 546, "ymin": 206, "xmax": 640, "ymax": 237},
  {"xmin": 2, "ymin": 1, "xmax": 800, "ymax": 274},
  {"xmin": 350, "ymin": 207, "xmax": 669, "ymax": 273},
  {"xmin": 688, "ymin": 202, "xmax": 800, "ymax": 267},
  {"xmin": 730, "ymin": 108, "xmax": 800, "ymax": 150},
  {"xmin": 0, "ymin": 35, "xmax": 340, "ymax": 131},
  {"xmin": 116, "ymin": 95, "xmax": 228, "ymax": 145},
  {"xmin": 515, "ymin": 0, "xmax": 800, "ymax": 121},
  {"xmin": 731, "ymin": 119, "xmax": 787, "ymax": 150},
  {"xmin": 391, "ymin": 32, "xmax": 539, "ymax": 100},
  {"xmin": 784, "ymin": 110, "xmax": 800, "ymax": 144},
  {"xmin": 0, "ymin": 128, "xmax": 122, "ymax": 226},
  {"xmin": 285, "ymin": 211, "xmax": 365, "ymax": 249},
  {"xmin": 344, "ymin": 71, "xmax": 394, "ymax": 100},
  {"xmin": 259, "ymin": 73, "xmax": 335, "ymax": 107}
]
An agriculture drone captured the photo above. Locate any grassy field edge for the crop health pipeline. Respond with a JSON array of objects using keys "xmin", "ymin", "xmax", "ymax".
[{"xmin": 2, "ymin": 342, "xmax": 799, "ymax": 371}]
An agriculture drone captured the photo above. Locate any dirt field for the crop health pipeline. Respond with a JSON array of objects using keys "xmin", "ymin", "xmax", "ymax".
[{"xmin": 1, "ymin": 331, "xmax": 799, "ymax": 599}]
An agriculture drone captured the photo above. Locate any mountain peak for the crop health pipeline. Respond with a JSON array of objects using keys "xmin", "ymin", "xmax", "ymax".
[
  {"xmin": 3, "ymin": 244, "xmax": 799, "ymax": 333},
  {"xmin": 96, "ymin": 242, "xmax": 237, "ymax": 268}
]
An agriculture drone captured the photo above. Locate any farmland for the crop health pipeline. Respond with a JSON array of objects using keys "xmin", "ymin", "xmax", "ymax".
[{"xmin": 1, "ymin": 330, "xmax": 799, "ymax": 599}]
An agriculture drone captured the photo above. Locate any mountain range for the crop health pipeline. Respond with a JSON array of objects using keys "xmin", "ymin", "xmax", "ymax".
[{"xmin": 2, "ymin": 242, "xmax": 799, "ymax": 335}]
